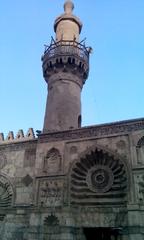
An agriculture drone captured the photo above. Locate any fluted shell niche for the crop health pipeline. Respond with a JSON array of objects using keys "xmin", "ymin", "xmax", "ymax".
[
  {"xmin": 70, "ymin": 148, "xmax": 128, "ymax": 206},
  {"xmin": 0, "ymin": 175, "xmax": 13, "ymax": 208}
]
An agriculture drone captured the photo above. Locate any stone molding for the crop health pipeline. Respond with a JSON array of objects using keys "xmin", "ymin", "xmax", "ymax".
[
  {"xmin": 39, "ymin": 118, "xmax": 144, "ymax": 143},
  {"xmin": 48, "ymin": 72, "xmax": 85, "ymax": 89},
  {"xmin": 0, "ymin": 141, "xmax": 37, "ymax": 152}
]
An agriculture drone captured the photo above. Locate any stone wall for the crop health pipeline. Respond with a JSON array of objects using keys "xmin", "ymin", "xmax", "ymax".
[{"xmin": 0, "ymin": 119, "xmax": 144, "ymax": 239}]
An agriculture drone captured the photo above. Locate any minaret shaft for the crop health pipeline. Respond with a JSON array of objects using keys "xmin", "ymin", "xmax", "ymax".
[
  {"xmin": 43, "ymin": 73, "xmax": 81, "ymax": 131},
  {"xmin": 42, "ymin": 1, "xmax": 89, "ymax": 132}
]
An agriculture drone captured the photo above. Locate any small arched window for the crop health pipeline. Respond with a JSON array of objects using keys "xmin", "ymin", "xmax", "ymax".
[{"xmin": 78, "ymin": 115, "xmax": 82, "ymax": 128}]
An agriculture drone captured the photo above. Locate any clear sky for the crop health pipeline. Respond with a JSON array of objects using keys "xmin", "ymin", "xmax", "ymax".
[{"xmin": 0, "ymin": 0, "xmax": 144, "ymax": 137}]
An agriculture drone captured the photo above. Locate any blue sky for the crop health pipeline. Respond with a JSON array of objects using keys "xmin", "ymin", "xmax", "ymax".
[{"xmin": 0, "ymin": 0, "xmax": 144, "ymax": 137}]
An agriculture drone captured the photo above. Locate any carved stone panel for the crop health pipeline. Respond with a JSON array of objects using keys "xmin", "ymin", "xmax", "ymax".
[{"xmin": 37, "ymin": 177, "xmax": 65, "ymax": 207}]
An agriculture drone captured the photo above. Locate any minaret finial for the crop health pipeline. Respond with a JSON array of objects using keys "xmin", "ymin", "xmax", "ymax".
[{"xmin": 64, "ymin": 0, "xmax": 74, "ymax": 14}]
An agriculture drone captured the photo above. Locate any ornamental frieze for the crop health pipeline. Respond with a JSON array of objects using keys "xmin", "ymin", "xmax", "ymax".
[{"xmin": 38, "ymin": 118, "xmax": 144, "ymax": 143}]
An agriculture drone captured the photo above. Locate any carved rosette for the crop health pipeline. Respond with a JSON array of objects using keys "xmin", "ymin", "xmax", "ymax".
[
  {"xmin": 70, "ymin": 148, "xmax": 128, "ymax": 205},
  {"xmin": 0, "ymin": 175, "xmax": 13, "ymax": 208},
  {"xmin": 86, "ymin": 165, "xmax": 114, "ymax": 193}
]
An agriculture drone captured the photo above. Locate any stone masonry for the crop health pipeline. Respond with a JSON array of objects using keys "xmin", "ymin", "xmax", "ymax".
[{"xmin": 0, "ymin": 1, "xmax": 144, "ymax": 240}]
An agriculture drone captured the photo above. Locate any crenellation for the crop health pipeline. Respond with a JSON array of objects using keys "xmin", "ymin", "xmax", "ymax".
[
  {"xmin": 16, "ymin": 129, "xmax": 24, "ymax": 139},
  {"xmin": 26, "ymin": 128, "xmax": 35, "ymax": 139},
  {"xmin": 0, "ymin": 133, "xmax": 4, "ymax": 141},
  {"xmin": 6, "ymin": 131, "xmax": 14, "ymax": 141},
  {"xmin": 0, "ymin": 128, "xmax": 36, "ymax": 144}
]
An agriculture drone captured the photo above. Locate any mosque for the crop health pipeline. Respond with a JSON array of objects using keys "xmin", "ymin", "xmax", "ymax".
[{"xmin": 0, "ymin": 1, "xmax": 144, "ymax": 239}]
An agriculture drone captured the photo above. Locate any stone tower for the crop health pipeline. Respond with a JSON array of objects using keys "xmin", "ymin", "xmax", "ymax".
[{"xmin": 42, "ymin": 0, "xmax": 90, "ymax": 132}]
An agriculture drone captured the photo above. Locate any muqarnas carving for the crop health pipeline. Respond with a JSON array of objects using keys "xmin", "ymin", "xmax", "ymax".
[
  {"xmin": 136, "ymin": 136, "xmax": 144, "ymax": 164},
  {"xmin": 43, "ymin": 148, "xmax": 61, "ymax": 174},
  {"xmin": 0, "ymin": 175, "xmax": 13, "ymax": 208},
  {"xmin": 70, "ymin": 148, "xmax": 128, "ymax": 205}
]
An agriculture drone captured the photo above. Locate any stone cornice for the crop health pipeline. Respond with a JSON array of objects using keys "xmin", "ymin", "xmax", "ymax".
[
  {"xmin": 0, "ymin": 139, "xmax": 37, "ymax": 151},
  {"xmin": 38, "ymin": 118, "xmax": 144, "ymax": 143}
]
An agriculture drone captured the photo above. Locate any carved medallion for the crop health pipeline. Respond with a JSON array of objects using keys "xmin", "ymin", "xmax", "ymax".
[{"xmin": 87, "ymin": 165, "xmax": 114, "ymax": 193}]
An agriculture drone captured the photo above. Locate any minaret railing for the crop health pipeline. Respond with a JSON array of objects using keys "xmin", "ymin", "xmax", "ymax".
[{"xmin": 43, "ymin": 40, "xmax": 89, "ymax": 63}]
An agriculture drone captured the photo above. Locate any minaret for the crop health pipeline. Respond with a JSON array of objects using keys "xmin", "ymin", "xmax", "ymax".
[{"xmin": 42, "ymin": 0, "xmax": 90, "ymax": 132}]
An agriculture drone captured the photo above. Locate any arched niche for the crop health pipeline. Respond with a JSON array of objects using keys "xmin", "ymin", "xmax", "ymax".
[
  {"xmin": 43, "ymin": 148, "xmax": 62, "ymax": 174},
  {"xmin": 136, "ymin": 136, "xmax": 144, "ymax": 164},
  {"xmin": 69, "ymin": 146, "xmax": 128, "ymax": 206}
]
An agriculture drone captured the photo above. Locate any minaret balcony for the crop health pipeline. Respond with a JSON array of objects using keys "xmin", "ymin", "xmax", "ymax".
[{"xmin": 42, "ymin": 40, "xmax": 90, "ymax": 80}]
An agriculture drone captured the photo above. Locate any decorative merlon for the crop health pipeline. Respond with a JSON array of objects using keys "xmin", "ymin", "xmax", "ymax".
[
  {"xmin": 0, "ymin": 128, "xmax": 36, "ymax": 144},
  {"xmin": 16, "ymin": 129, "xmax": 24, "ymax": 139},
  {"xmin": 0, "ymin": 133, "xmax": 4, "ymax": 141},
  {"xmin": 6, "ymin": 131, "xmax": 14, "ymax": 141}
]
